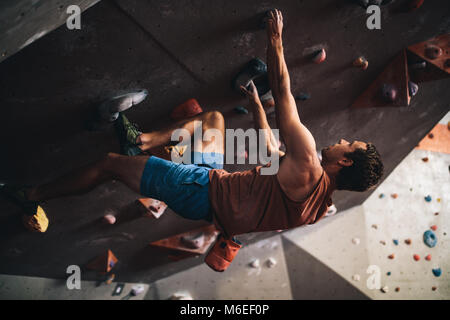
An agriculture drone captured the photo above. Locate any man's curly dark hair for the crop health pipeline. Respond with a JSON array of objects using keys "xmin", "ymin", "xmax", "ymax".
[{"xmin": 336, "ymin": 143, "xmax": 384, "ymax": 192}]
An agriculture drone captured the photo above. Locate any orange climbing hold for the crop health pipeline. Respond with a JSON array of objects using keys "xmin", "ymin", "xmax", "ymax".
[
  {"xmin": 86, "ymin": 249, "xmax": 118, "ymax": 274},
  {"xmin": 425, "ymin": 254, "xmax": 432, "ymax": 261},
  {"xmin": 413, "ymin": 254, "xmax": 420, "ymax": 261},
  {"xmin": 430, "ymin": 225, "xmax": 437, "ymax": 231}
]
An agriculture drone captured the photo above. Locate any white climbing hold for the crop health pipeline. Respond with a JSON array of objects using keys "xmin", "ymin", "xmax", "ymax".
[
  {"xmin": 352, "ymin": 237, "xmax": 360, "ymax": 245},
  {"xmin": 381, "ymin": 286, "xmax": 389, "ymax": 293},
  {"xmin": 130, "ymin": 284, "xmax": 146, "ymax": 296},
  {"xmin": 352, "ymin": 274, "xmax": 361, "ymax": 281},
  {"xmin": 250, "ymin": 259, "xmax": 260, "ymax": 269},
  {"xmin": 266, "ymin": 257, "xmax": 277, "ymax": 268},
  {"xmin": 169, "ymin": 291, "xmax": 193, "ymax": 300},
  {"xmin": 325, "ymin": 204, "xmax": 337, "ymax": 217}
]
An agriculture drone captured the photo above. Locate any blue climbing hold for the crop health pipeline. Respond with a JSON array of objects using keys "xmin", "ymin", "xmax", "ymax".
[
  {"xmin": 379, "ymin": 193, "xmax": 385, "ymax": 199},
  {"xmin": 393, "ymin": 239, "xmax": 399, "ymax": 245},
  {"xmin": 295, "ymin": 93, "xmax": 311, "ymax": 101},
  {"xmin": 432, "ymin": 268, "xmax": 442, "ymax": 277},
  {"xmin": 423, "ymin": 230, "xmax": 437, "ymax": 248},
  {"xmin": 234, "ymin": 106, "xmax": 249, "ymax": 114},
  {"xmin": 387, "ymin": 272, "xmax": 391, "ymax": 276},
  {"xmin": 425, "ymin": 195, "xmax": 432, "ymax": 202}
]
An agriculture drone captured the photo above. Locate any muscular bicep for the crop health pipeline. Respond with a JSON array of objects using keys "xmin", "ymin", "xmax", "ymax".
[{"xmin": 275, "ymin": 94, "xmax": 318, "ymax": 162}]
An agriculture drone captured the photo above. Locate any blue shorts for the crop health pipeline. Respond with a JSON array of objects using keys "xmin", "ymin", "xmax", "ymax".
[{"xmin": 139, "ymin": 152, "xmax": 223, "ymax": 221}]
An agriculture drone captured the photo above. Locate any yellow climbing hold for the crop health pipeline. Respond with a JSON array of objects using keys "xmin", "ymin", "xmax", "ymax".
[{"xmin": 22, "ymin": 205, "xmax": 49, "ymax": 233}]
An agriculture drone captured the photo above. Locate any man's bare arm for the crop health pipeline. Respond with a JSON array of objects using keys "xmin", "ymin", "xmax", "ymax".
[
  {"xmin": 266, "ymin": 9, "xmax": 318, "ymax": 164},
  {"xmin": 241, "ymin": 81, "xmax": 285, "ymax": 157}
]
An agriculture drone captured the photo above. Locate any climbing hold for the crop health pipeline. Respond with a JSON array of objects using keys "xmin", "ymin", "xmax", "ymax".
[
  {"xmin": 353, "ymin": 56, "xmax": 369, "ymax": 70},
  {"xmin": 98, "ymin": 89, "xmax": 148, "ymax": 123},
  {"xmin": 312, "ymin": 48, "xmax": 326, "ymax": 64},
  {"xmin": 387, "ymin": 272, "xmax": 391, "ymax": 276},
  {"xmin": 352, "ymin": 237, "xmax": 360, "ymax": 245},
  {"xmin": 388, "ymin": 254, "xmax": 395, "ymax": 259},
  {"xmin": 437, "ymin": 198, "xmax": 441, "ymax": 203},
  {"xmin": 428, "ymin": 133, "xmax": 434, "ymax": 139},
  {"xmin": 137, "ymin": 198, "xmax": 168, "ymax": 219},
  {"xmin": 434, "ymin": 212, "xmax": 439, "ymax": 216},
  {"xmin": 403, "ymin": 0, "xmax": 424, "ymax": 12},
  {"xmin": 405, "ymin": 238, "xmax": 412, "ymax": 245},
  {"xmin": 425, "ymin": 45, "xmax": 443, "ymax": 60},
  {"xmin": 424, "ymin": 195, "xmax": 432, "ymax": 202},
  {"xmin": 393, "ymin": 239, "xmax": 399, "ymax": 245},
  {"xmin": 408, "ymin": 81, "xmax": 419, "ymax": 97},
  {"xmin": 249, "ymin": 259, "xmax": 260, "ymax": 269},
  {"xmin": 432, "ymin": 268, "xmax": 442, "ymax": 277},
  {"xmin": 372, "ymin": 224, "xmax": 378, "ymax": 230},
  {"xmin": 295, "ymin": 92, "xmax": 311, "ymax": 101},
  {"xmin": 380, "ymin": 240, "xmax": 386, "ymax": 245},
  {"xmin": 266, "ymin": 257, "xmax": 277, "ymax": 268},
  {"xmin": 425, "ymin": 254, "xmax": 431, "ymax": 261},
  {"xmin": 86, "ymin": 249, "xmax": 118, "ymax": 274},
  {"xmin": 379, "ymin": 193, "xmax": 385, "ymax": 199},
  {"xmin": 169, "ymin": 291, "xmax": 193, "ymax": 300},
  {"xmin": 234, "ymin": 106, "xmax": 249, "ymax": 114},
  {"xmin": 395, "ymin": 287, "xmax": 400, "ymax": 292},
  {"xmin": 391, "ymin": 193, "xmax": 398, "ymax": 199},
  {"xmin": 380, "ymin": 286, "xmax": 389, "ymax": 293},
  {"xmin": 181, "ymin": 232, "xmax": 206, "ymax": 249},
  {"xmin": 422, "ymin": 157, "xmax": 429, "ymax": 162},
  {"xmin": 130, "ymin": 284, "xmax": 146, "ymax": 297},
  {"xmin": 352, "ymin": 274, "xmax": 361, "ymax": 281},
  {"xmin": 409, "ymin": 61, "xmax": 426, "ymax": 69},
  {"xmin": 103, "ymin": 214, "xmax": 116, "ymax": 225},
  {"xmin": 381, "ymin": 84, "xmax": 397, "ymax": 102},
  {"xmin": 413, "ymin": 254, "xmax": 420, "ymax": 261},
  {"xmin": 432, "ymin": 286, "xmax": 437, "ymax": 291},
  {"xmin": 423, "ymin": 230, "xmax": 437, "ymax": 248},
  {"xmin": 325, "ymin": 204, "xmax": 337, "ymax": 217},
  {"xmin": 430, "ymin": 225, "xmax": 437, "ymax": 231},
  {"xmin": 170, "ymin": 98, "xmax": 203, "ymax": 121}
]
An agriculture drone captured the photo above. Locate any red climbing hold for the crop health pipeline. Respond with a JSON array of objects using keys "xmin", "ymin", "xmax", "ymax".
[
  {"xmin": 430, "ymin": 225, "xmax": 437, "ymax": 231},
  {"xmin": 413, "ymin": 254, "xmax": 420, "ymax": 261},
  {"xmin": 425, "ymin": 254, "xmax": 431, "ymax": 261},
  {"xmin": 170, "ymin": 98, "xmax": 203, "ymax": 121},
  {"xmin": 312, "ymin": 48, "xmax": 326, "ymax": 64}
]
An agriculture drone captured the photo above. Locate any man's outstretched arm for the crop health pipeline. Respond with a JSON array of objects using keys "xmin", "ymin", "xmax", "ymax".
[
  {"xmin": 266, "ymin": 9, "xmax": 318, "ymax": 166},
  {"xmin": 241, "ymin": 80, "xmax": 285, "ymax": 157}
]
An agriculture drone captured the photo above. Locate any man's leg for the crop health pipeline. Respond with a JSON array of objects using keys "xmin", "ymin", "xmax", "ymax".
[
  {"xmin": 27, "ymin": 153, "xmax": 149, "ymax": 202},
  {"xmin": 138, "ymin": 111, "xmax": 225, "ymax": 156}
]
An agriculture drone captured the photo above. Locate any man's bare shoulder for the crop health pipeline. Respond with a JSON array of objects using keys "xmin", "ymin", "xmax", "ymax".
[{"xmin": 276, "ymin": 153, "xmax": 324, "ymax": 201}]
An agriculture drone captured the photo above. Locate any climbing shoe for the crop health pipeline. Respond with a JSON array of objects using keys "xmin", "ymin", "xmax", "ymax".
[
  {"xmin": 204, "ymin": 234, "xmax": 242, "ymax": 272},
  {"xmin": 0, "ymin": 184, "xmax": 49, "ymax": 233},
  {"xmin": 98, "ymin": 89, "xmax": 148, "ymax": 123},
  {"xmin": 114, "ymin": 113, "xmax": 143, "ymax": 156}
]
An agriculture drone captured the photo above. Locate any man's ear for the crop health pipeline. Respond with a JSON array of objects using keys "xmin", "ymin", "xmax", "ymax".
[{"xmin": 338, "ymin": 158, "xmax": 353, "ymax": 167}]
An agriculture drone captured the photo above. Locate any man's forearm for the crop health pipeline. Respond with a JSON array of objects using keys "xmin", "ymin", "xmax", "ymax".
[
  {"xmin": 249, "ymin": 100, "xmax": 279, "ymax": 154},
  {"xmin": 266, "ymin": 39, "xmax": 291, "ymax": 100}
]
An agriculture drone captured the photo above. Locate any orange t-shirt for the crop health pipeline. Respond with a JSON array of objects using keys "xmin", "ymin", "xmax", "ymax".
[{"xmin": 208, "ymin": 166, "xmax": 333, "ymax": 238}]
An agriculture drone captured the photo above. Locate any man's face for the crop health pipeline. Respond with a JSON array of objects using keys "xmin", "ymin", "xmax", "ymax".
[{"xmin": 321, "ymin": 139, "xmax": 368, "ymax": 165}]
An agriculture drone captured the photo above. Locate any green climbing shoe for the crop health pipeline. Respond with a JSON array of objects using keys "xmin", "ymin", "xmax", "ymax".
[
  {"xmin": 114, "ymin": 113, "xmax": 144, "ymax": 156},
  {"xmin": 0, "ymin": 184, "xmax": 49, "ymax": 233}
]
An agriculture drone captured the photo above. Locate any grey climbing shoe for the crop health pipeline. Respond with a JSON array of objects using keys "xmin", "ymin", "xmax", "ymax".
[
  {"xmin": 114, "ymin": 113, "xmax": 143, "ymax": 156},
  {"xmin": 98, "ymin": 89, "xmax": 148, "ymax": 123}
]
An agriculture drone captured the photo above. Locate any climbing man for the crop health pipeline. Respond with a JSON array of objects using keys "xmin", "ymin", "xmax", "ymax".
[{"xmin": 1, "ymin": 9, "xmax": 383, "ymax": 271}]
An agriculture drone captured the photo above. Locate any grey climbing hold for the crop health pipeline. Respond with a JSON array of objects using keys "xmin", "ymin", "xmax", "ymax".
[
  {"xmin": 423, "ymin": 230, "xmax": 437, "ymax": 248},
  {"xmin": 381, "ymin": 84, "xmax": 397, "ymax": 102},
  {"xmin": 408, "ymin": 81, "xmax": 419, "ymax": 97}
]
